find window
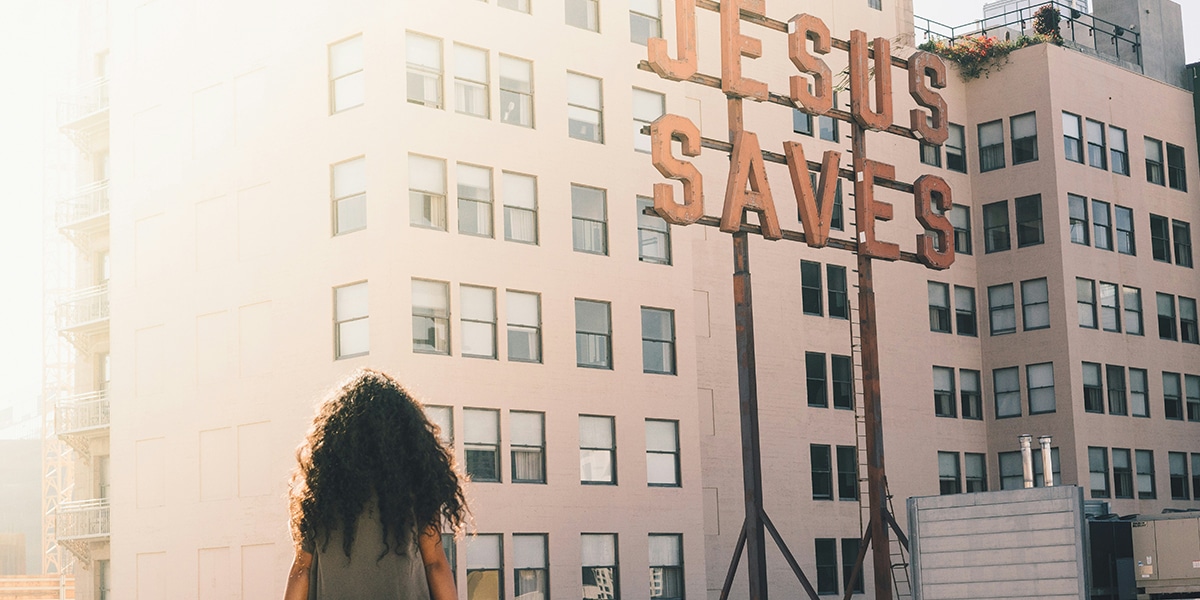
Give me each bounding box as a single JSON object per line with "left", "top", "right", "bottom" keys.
{"left": 513, "top": 534, "right": 548, "bottom": 600}
{"left": 867, "top": 0, "right": 881, "bottom": 9}
{"left": 1062, "top": 112, "right": 1082, "bottom": 163}
{"left": 511, "top": 411, "right": 546, "bottom": 483}
{"left": 1027, "top": 362, "right": 1055, "bottom": 414}
{"left": 637, "top": 197, "right": 671, "bottom": 264}
{"left": 994, "top": 367, "right": 1021, "bottom": 418}
{"left": 1104, "top": 125, "right": 1128, "bottom": 175}
{"left": 1092, "top": 200, "right": 1112, "bottom": 251}
{"left": 455, "top": 44, "right": 489, "bottom": 118}
{"left": 648, "top": 535, "right": 683, "bottom": 600}
{"left": 1077, "top": 278, "right": 1097, "bottom": 329}
{"left": 978, "top": 120, "right": 1005, "bottom": 172}
{"left": 1145, "top": 137, "right": 1164, "bottom": 185}
{"left": 840, "top": 538, "right": 864, "bottom": 594}
{"left": 329, "top": 35, "right": 364, "bottom": 113}
{"left": 806, "top": 352, "right": 827, "bottom": 408}
{"left": 1130, "top": 368, "right": 1149, "bottom": 417}
{"left": 576, "top": 299, "right": 612, "bottom": 369}
{"left": 630, "top": 0, "right": 662, "bottom": 45}
{"left": 461, "top": 285, "right": 497, "bottom": 359}
{"left": 1164, "top": 373, "right": 1183, "bottom": 421}
{"left": 801, "top": 261, "right": 823, "bottom": 316}
{"left": 1136, "top": 450, "right": 1156, "bottom": 499}
{"left": 1112, "top": 448, "right": 1133, "bottom": 499}
{"left": 1068, "top": 195, "right": 1089, "bottom": 245}
{"left": 1174, "top": 220, "right": 1193, "bottom": 267}
{"left": 1170, "top": 453, "right": 1191, "bottom": 500}
{"left": 504, "top": 172, "right": 538, "bottom": 244}
{"left": 961, "top": 369, "right": 982, "bottom": 420}
{"left": 815, "top": 538, "right": 838, "bottom": 594}
{"left": 1000, "top": 449, "right": 1061, "bottom": 489}
{"left": 1158, "top": 293, "right": 1177, "bottom": 341}
{"left": 1187, "top": 375, "right": 1200, "bottom": 422}
{"left": 965, "top": 453, "right": 987, "bottom": 492}
{"left": 954, "top": 286, "right": 977, "bottom": 337}
{"left": 827, "top": 265, "right": 848, "bottom": 319}
{"left": 406, "top": 33, "right": 442, "bottom": 108}
{"left": 1021, "top": 278, "right": 1049, "bottom": 331}
{"left": 499, "top": 55, "right": 534, "bottom": 127}
{"left": 457, "top": 164, "right": 494, "bottom": 237}
{"left": 507, "top": 290, "right": 542, "bottom": 363}
{"left": 831, "top": 355, "right": 853, "bottom": 410}
{"left": 98, "top": 560, "right": 111, "bottom": 600}
{"left": 427, "top": 405, "right": 453, "bottom": 445}
{"left": 1106, "top": 365, "right": 1127, "bottom": 415}
{"left": 1114, "top": 206, "right": 1135, "bottom": 255}
{"left": 568, "top": 72, "right": 604, "bottom": 142}
{"left": 983, "top": 201, "right": 1009, "bottom": 253}
{"left": 467, "top": 535, "right": 503, "bottom": 600}
{"left": 646, "top": 419, "right": 680, "bottom": 486}
{"left": 1167, "top": 143, "right": 1188, "bottom": 191}
{"left": 464, "top": 409, "right": 500, "bottom": 482}
{"left": 633, "top": 88, "right": 665, "bottom": 153}
{"left": 580, "top": 415, "right": 616, "bottom": 484}
{"left": 1014, "top": 194, "right": 1043, "bottom": 247}
{"left": 818, "top": 95, "right": 839, "bottom": 142}
{"left": 1150, "top": 215, "right": 1172, "bottom": 262}
{"left": 1011, "top": 113, "right": 1037, "bottom": 164}
{"left": 1089, "top": 447, "right": 1110, "bottom": 498}
{"left": 572, "top": 185, "right": 608, "bottom": 255}
{"left": 988, "top": 284, "right": 1016, "bottom": 335}
{"left": 334, "top": 282, "right": 369, "bottom": 358}
{"left": 641, "top": 307, "right": 676, "bottom": 375}
{"left": 1033, "top": 448, "right": 1062, "bottom": 487}
{"left": 946, "top": 124, "right": 967, "bottom": 173}
{"left": 811, "top": 444, "right": 832, "bottom": 500}
{"left": 331, "top": 157, "right": 366, "bottom": 235}
{"left": 928, "top": 282, "right": 951, "bottom": 333}
{"left": 413, "top": 279, "right": 450, "bottom": 354}
{"left": 831, "top": 181, "right": 844, "bottom": 231}
{"left": 933, "top": 366, "right": 956, "bottom": 417}
{"left": 1098, "top": 282, "right": 1120, "bottom": 333}
{"left": 1194, "top": 454, "right": 1200, "bottom": 499}
{"left": 500, "top": 0, "right": 531, "bottom": 12}
{"left": 581, "top": 534, "right": 618, "bottom": 600}
{"left": 920, "top": 141, "right": 941, "bottom": 167}
{"left": 1123, "top": 286, "right": 1144, "bottom": 335}
{"left": 1083, "top": 363, "right": 1104, "bottom": 413}
{"left": 793, "top": 109, "right": 813, "bottom": 136}
{"left": 567, "top": 0, "right": 601, "bottom": 31}
{"left": 1086, "top": 119, "right": 1107, "bottom": 169}
{"left": 950, "top": 205, "right": 971, "bottom": 254}
{"left": 410, "top": 154, "right": 448, "bottom": 230}
{"left": 938, "top": 451, "right": 962, "bottom": 495}
{"left": 836, "top": 445, "right": 858, "bottom": 500}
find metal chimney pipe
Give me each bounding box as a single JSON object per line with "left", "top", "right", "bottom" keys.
{"left": 1039, "top": 435, "right": 1054, "bottom": 487}
{"left": 1020, "top": 434, "right": 1035, "bottom": 488}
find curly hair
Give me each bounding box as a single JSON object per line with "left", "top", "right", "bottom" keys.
{"left": 288, "top": 369, "right": 467, "bottom": 559}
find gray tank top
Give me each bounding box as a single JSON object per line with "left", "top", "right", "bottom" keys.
{"left": 304, "top": 505, "right": 431, "bottom": 600}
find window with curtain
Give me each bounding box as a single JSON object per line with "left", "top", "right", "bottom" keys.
{"left": 457, "top": 163, "right": 494, "bottom": 237}
{"left": 582, "top": 534, "right": 619, "bottom": 600}
{"left": 993, "top": 367, "right": 1021, "bottom": 418}
{"left": 413, "top": 279, "right": 451, "bottom": 354}
{"left": 978, "top": 120, "right": 1005, "bottom": 172}
{"left": 454, "top": 44, "right": 489, "bottom": 118}
{"left": 1010, "top": 112, "right": 1037, "bottom": 164}
{"left": 648, "top": 534, "right": 683, "bottom": 600}
{"left": 406, "top": 32, "right": 443, "bottom": 108}
{"left": 464, "top": 408, "right": 500, "bottom": 482}
{"left": 513, "top": 534, "right": 548, "bottom": 600}
{"left": 580, "top": 415, "right": 616, "bottom": 484}
{"left": 511, "top": 411, "right": 545, "bottom": 483}
{"left": 503, "top": 171, "right": 538, "bottom": 244}
{"left": 507, "top": 290, "right": 542, "bottom": 363}
{"left": 409, "top": 154, "right": 448, "bottom": 230}
{"left": 332, "top": 157, "right": 366, "bottom": 235}
{"left": 499, "top": 55, "right": 534, "bottom": 127}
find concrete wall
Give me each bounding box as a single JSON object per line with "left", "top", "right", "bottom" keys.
{"left": 1093, "top": 0, "right": 1188, "bottom": 88}
{"left": 908, "top": 486, "right": 1089, "bottom": 600}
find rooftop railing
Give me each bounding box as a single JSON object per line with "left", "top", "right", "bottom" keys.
{"left": 56, "top": 180, "right": 110, "bottom": 230}
{"left": 57, "top": 78, "right": 109, "bottom": 130}
{"left": 915, "top": 1, "right": 1141, "bottom": 71}
{"left": 55, "top": 390, "right": 110, "bottom": 436}
{"left": 55, "top": 498, "right": 110, "bottom": 541}
{"left": 55, "top": 282, "right": 109, "bottom": 332}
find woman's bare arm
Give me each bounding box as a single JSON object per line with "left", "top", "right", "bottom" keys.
{"left": 419, "top": 526, "right": 458, "bottom": 600}
{"left": 282, "top": 550, "right": 312, "bottom": 600}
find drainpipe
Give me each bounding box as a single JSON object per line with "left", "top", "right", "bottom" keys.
{"left": 1039, "top": 435, "right": 1054, "bottom": 487}
{"left": 1019, "top": 434, "right": 1035, "bottom": 488}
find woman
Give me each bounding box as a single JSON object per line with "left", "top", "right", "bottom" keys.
{"left": 283, "top": 369, "right": 467, "bottom": 600}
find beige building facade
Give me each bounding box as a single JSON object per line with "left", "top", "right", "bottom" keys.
{"left": 45, "top": 0, "right": 1199, "bottom": 599}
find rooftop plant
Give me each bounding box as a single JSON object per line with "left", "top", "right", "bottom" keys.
{"left": 918, "top": 33, "right": 1053, "bottom": 80}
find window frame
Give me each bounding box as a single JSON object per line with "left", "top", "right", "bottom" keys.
{"left": 1123, "top": 286, "right": 1144, "bottom": 335}
{"left": 1089, "top": 447, "right": 1110, "bottom": 499}
{"left": 1077, "top": 278, "right": 1097, "bottom": 330}
{"left": 1145, "top": 137, "right": 1165, "bottom": 185}
{"left": 960, "top": 369, "right": 982, "bottom": 420}
{"left": 629, "top": 0, "right": 663, "bottom": 46}
{"left": 567, "top": 71, "right": 604, "bottom": 143}
{"left": 460, "top": 284, "right": 498, "bottom": 359}
{"left": 1026, "top": 362, "right": 1056, "bottom": 415}
{"left": 641, "top": 307, "right": 676, "bottom": 375}
{"left": 409, "top": 153, "right": 448, "bottom": 231}
{"left": 1014, "top": 194, "right": 1043, "bottom": 247}
{"left": 503, "top": 171, "right": 539, "bottom": 245}
{"left": 827, "top": 265, "right": 848, "bottom": 320}
{"left": 581, "top": 533, "right": 620, "bottom": 600}
{"left": 511, "top": 410, "right": 546, "bottom": 484}
{"left": 928, "top": 281, "right": 951, "bottom": 334}
{"left": 946, "top": 123, "right": 967, "bottom": 173}
{"left": 1173, "top": 220, "right": 1193, "bottom": 268}
{"left": 1114, "top": 205, "right": 1135, "bottom": 255}
{"left": 1092, "top": 199, "right": 1113, "bottom": 251}
{"left": 933, "top": 366, "right": 957, "bottom": 418}
{"left": 513, "top": 534, "right": 549, "bottom": 600}
{"left": 1085, "top": 118, "right": 1107, "bottom": 170}
{"left": 811, "top": 444, "right": 833, "bottom": 500}
{"left": 806, "top": 352, "right": 828, "bottom": 408}
{"left": 333, "top": 281, "right": 370, "bottom": 359}
{"left": 506, "top": 290, "right": 542, "bottom": 363}
{"left": 572, "top": 184, "right": 609, "bottom": 255}
{"left": 801, "top": 260, "right": 824, "bottom": 316}
{"left": 1020, "top": 278, "right": 1050, "bottom": 331}
{"left": 988, "top": 283, "right": 1016, "bottom": 336}
{"left": 938, "top": 451, "right": 962, "bottom": 495}
{"left": 1109, "top": 125, "right": 1129, "bottom": 175}
{"left": 1105, "top": 364, "right": 1127, "bottom": 416}
{"left": 406, "top": 32, "right": 444, "bottom": 109}
{"left": 982, "top": 201, "right": 1010, "bottom": 253}
{"left": 950, "top": 204, "right": 972, "bottom": 254}
{"left": 412, "top": 278, "right": 451, "bottom": 355}
{"left": 1136, "top": 449, "right": 1156, "bottom": 500}
{"left": 1010, "top": 112, "right": 1038, "bottom": 165}
{"left": 499, "top": 54, "right": 534, "bottom": 128}
{"left": 1083, "top": 362, "right": 1104, "bottom": 414}
{"left": 648, "top": 533, "right": 683, "bottom": 600}
{"left": 1166, "top": 142, "right": 1188, "bottom": 192}
{"left": 978, "top": 119, "right": 1005, "bottom": 172}
{"left": 1158, "top": 292, "right": 1178, "bottom": 341}
{"left": 464, "top": 408, "right": 501, "bottom": 483}
{"left": 457, "top": 162, "right": 495, "bottom": 238}
{"left": 637, "top": 196, "right": 671, "bottom": 265}
{"left": 576, "top": 298, "right": 613, "bottom": 369}
{"left": 453, "top": 43, "right": 490, "bottom": 119}
{"left": 993, "top": 366, "right": 1022, "bottom": 418}
{"left": 1062, "top": 112, "right": 1082, "bottom": 164}
{"left": 580, "top": 415, "right": 617, "bottom": 485}
{"left": 331, "top": 156, "right": 367, "bottom": 236}
{"left": 1164, "top": 372, "right": 1184, "bottom": 421}
{"left": 329, "top": 34, "right": 365, "bottom": 114}
{"left": 646, "top": 419, "right": 681, "bottom": 487}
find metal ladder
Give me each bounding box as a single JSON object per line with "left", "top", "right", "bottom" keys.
{"left": 887, "top": 493, "right": 913, "bottom": 599}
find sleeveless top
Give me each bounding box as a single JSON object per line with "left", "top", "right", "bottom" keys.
{"left": 302, "top": 504, "right": 431, "bottom": 600}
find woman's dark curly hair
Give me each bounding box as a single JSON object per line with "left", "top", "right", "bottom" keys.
{"left": 288, "top": 369, "right": 467, "bottom": 558}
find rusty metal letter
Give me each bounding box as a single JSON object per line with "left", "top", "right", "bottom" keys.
{"left": 721, "top": 130, "right": 782, "bottom": 240}
{"left": 784, "top": 142, "right": 841, "bottom": 247}
{"left": 648, "top": 0, "right": 698, "bottom": 81}
{"left": 855, "top": 158, "right": 901, "bottom": 260}
{"left": 720, "top": 0, "right": 769, "bottom": 102}
{"left": 908, "top": 52, "right": 949, "bottom": 145}
{"left": 651, "top": 114, "right": 705, "bottom": 225}
{"left": 788, "top": 14, "right": 833, "bottom": 115}
{"left": 914, "top": 174, "right": 954, "bottom": 270}
{"left": 849, "top": 31, "right": 893, "bottom": 131}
